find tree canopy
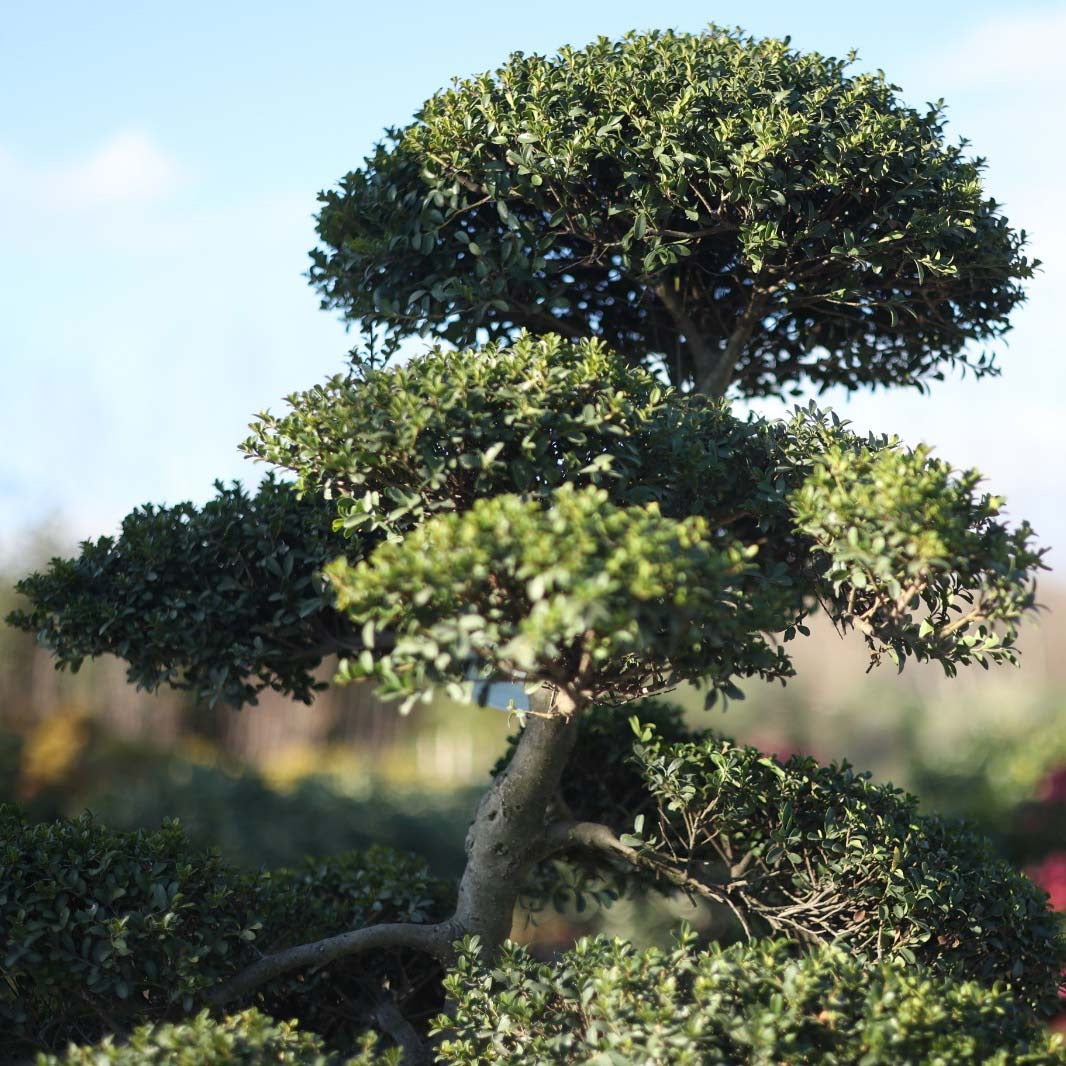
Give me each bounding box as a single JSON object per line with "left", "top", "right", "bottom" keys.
{"left": 13, "top": 337, "right": 1042, "bottom": 711}
{"left": 311, "top": 28, "right": 1032, "bottom": 396}
{"left": 5, "top": 23, "right": 1060, "bottom": 1066}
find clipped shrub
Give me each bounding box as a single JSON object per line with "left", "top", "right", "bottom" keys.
{"left": 504, "top": 706, "right": 1065, "bottom": 1013}
{"left": 35, "top": 1008, "right": 398, "bottom": 1065}
{"left": 329, "top": 482, "right": 798, "bottom": 710}
{"left": 311, "top": 29, "right": 1031, "bottom": 397}
{"left": 435, "top": 935, "right": 1066, "bottom": 1065}
{"left": 7, "top": 476, "right": 353, "bottom": 707}
{"left": 628, "top": 724, "right": 1066, "bottom": 1013}
{"left": 1, "top": 808, "right": 454, "bottom": 1056}
{"left": 0, "top": 806, "right": 259, "bottom": 1055}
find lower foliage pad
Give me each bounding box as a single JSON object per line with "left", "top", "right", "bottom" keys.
{"left": 435, "top": 935, "right": 1066, "bottom": 1064}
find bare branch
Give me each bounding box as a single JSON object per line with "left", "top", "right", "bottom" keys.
{"left": 654, "top": 281, "right": 716, "bottom": 381}
{"left": 209, "top": 921, "right": 454, "bottom": 1007}
{"left": 539, "top": 819, "right": 735, "bottom": 902}
{"left": 373, "top": 997, "right": 433, "bottom": 1066}
{"left": 697, "top": 295, "right": 765, "bottom": 398}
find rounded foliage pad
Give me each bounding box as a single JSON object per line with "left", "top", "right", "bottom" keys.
{"left": 312, "top": 28, "right": 1032, "bottom": 396}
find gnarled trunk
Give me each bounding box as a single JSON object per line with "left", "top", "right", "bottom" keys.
{"left": 451, "top": 688, "right": 580, "bottom": 950}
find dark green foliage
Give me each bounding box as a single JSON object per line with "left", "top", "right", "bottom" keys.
{"left": 7, "top": 478, "right": 356, "bottom": 707}
{"left": 250, "top": 336, "right": 1041, "bottom": 707}
{"left": 243, "top": 333, "right": 667, "bottom": 535}
{"left": 506, "top": 701, "right": 699, "bottom": 911}
{"left": 627, "top": 724, "right": 1066, "bottom": 1012}
{"left": 251, "top": 848, "right": 453, "bottom": 1049}
{"left": 328, "top": 484, "right": 798, "bottom": 709}
{"left": 311, "top": 28, "right": 1032, "bottom": 395}
{"left": 35, "top": 1008, "right": 398, "bottom": 1065}
{"left": 435, "top": 935, "right": 1065, "bottom": 1064}
{"left": 0, "top": 807, "right": 259, "bottom": 1054}
{"left": 1, "top": 809, "right": 454, "bottom": 1056}
{"left": 14, "top": 339, "right": 1042, "bottom": 710}
{"left": 500, "top": 706, "right": 1066, "bottom": 1011}
{"left": 245, "top": 333, "right": 815, "bottom": 609}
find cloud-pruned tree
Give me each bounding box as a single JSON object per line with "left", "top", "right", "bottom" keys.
{"left": 7, "top": 25, "right": 1061, "bottom": 1066}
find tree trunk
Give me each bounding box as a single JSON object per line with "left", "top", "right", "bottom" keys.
{"left": 450, "top": 687, "right": 580, "bottom": 950}
{"left": 210, "top": 686, "right": 582, "bottom": 1015}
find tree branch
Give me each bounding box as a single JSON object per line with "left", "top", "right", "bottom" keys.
{"left": 505, "top": 300, "right": 589, "bottom": 341}
{"left": 452, "top": 690, "right": 581, "bottom": 947}
{"left": 539, "top": 819, "right": 735, "bottom": 901}
{"left": 208, "top": 921, "right": 454, "bottom": 1007}
{"left": 373, "top": 996, "right": 433, "bottom": 1066}
{"left": 654, "top": 281, "right": 716, "bottom": 383}
{"left": 696, "top": 296, "right": 765, "bottom": 398}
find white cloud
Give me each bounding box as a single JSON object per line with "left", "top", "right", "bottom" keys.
{"left": 50, "top": 131, "right": 182, "bottom": 207}
{"left": 0, "top": 130, "right": 184, "bottom": 226}
{"left": 937, "top": 6, "right": 1066, "bottom": 88}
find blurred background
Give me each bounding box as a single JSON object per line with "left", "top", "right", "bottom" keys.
{"left": 1, "top": 0, "right": 1063, "bottom": 1013}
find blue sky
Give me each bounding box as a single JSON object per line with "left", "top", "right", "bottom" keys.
{"left": 2, "top": 1, "right": 1064, "bottom": 569}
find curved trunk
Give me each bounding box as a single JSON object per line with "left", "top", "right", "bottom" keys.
{"left": 450, "top": 687, "right": 580, "bottom": 950}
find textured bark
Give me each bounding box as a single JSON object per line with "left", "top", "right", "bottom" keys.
{"left": 210, "top": 686, "right": 582, "bottom": 1011}
{"left": 207, "top": 921, "right": 453, "bottom": 1006}
{"left": 695, "top": 297, "right": 764, "bottom": 398}
{"left": 451, "top": 688, "right": 580, "bottom": 950}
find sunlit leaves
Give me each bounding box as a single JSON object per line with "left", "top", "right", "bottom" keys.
{"left": 242, "top": 334, "right": 665, "bottom": 537}
{"left": 327, "top": 484, "right": 795, "bottom": 709}
{"left": 11, "top": 339, "right": 1045, "bottom": 708}
{"left": 311, "top": 27, "right": 1032, "bottom": 396}
{"left": 790, "top": 436, "right": 1045, "bottom": 672}
{"left": 436, "top": 936, "right": 1066, "bottom": 1064}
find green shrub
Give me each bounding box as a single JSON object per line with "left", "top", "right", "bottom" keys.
{"left": 310, "top": 29, "right": 1030, "bottom": 397}
{"left": 0, "top": 807, "right": 259, "bottom": 1054}
{"left": 505, "top": 706, "right": 1065, "bottom": 1013}
{"left": 35, "top": 1008, "right": 398, "bottom": 1065}
{"left": 629, "top": 724, "right": 1066, "bottom": 1012}
{"left": 7, "top": 477, "right": 352, "bottom": 707}
{"left": 1, "top": 808, "right": 454, "bottom": 1056}
{"left": 435, "top": 935, "right": 1066, "bottom": 1064}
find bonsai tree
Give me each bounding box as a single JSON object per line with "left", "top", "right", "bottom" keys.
{"left": 6, "top": 26, "right": 1063, "bottom": 1065}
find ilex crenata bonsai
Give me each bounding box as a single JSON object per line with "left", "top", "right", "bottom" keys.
{"left": 7, "top": 26, "right": 1062, "bottom": 1066}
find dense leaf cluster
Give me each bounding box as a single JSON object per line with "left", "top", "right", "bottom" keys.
{"left": 436, "top": 935, "right": 1065, "bottom": 1064}
{"left": 311, "top": 28, "right": 1031, "bottom": 395}
{"left": 7, "top": 478, "right": 358, "bottom": 706}
{"left": 328, "top": 484, "right": 796, "bottom": 708}
{"left": 247, "top": 338, "right": 1040, "bottom": 706}
{"left": 1, "top": 808, "right": 258, "bottom": 1053}
{"left": 628, "top": 723, "right": 1065, "bottom": 1012}
{"left": 12, "top": 338, "right": 1042, "bottom": 710}
{"left": 36, "top": 1009, "right": 396, "bottom": 1066}
{"left": 243, "top": 334, "right": 666, "bottom": 533}
{"left": 0, "top": 810, "right": 453, "bottom": 1056}
{"left": 506, "top": 706, "right": 1065, "bottom": 1012}
{"left": 791, "top": 442, "right": 1042, "bottom": 671}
